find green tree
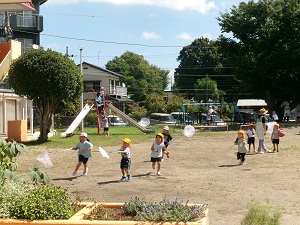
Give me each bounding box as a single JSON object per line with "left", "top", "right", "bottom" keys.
{"left": 174, "top": 37, "right": 236, "bottom": 102}
{"left": 106, "top": 51, "right": 169, "bottom": 102}
{"left": 194, "top": 77, "right": 220, "bottom": 102}
{"left": 144, "top": 93, "right": 166, "bottom": 114}
{"left": 217, "top": 0, "right": 300, "bottom": 113}
{"left": 8, "top": 49, "right": 83, "bottom": 142}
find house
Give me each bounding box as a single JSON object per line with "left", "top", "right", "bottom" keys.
{"left": 0, "top": 0, "right": 47, "bottom": 135}
{"left": 81, "top": 62, "right": 133, "bottom": 113}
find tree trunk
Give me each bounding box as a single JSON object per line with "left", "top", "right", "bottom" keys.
{"left": 37, "top": 100, "right": 54, "bottom": 142}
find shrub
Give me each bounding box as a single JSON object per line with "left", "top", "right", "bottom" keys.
{"left": 123, "top": 196, "right": 207, "bottom": 222}
{"left": 0, "top": 180, "right": 29, "bottom": 218}
{"left": 10, "top": 185, "right": 75, "bottom": 220}
{"left": 241, "top": 202, "right": 283, "bottom": 225}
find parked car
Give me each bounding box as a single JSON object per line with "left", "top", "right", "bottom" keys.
{"left": 200, "top": 113, "right": 227, "bottom": 126}
{"left": 234, "top": 111, "right": 258, "bottom": 124}
{"left": 149, "top": 113, "right": 176, "bottom": 125}
{"left": 171, "top": 112, "right": 193, "bottom": 124}
{"left": 107, "top": 115, "right": 128, "bottom": 126}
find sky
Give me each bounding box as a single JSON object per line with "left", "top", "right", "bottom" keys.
{"left": 40, "top": 0, "right": 244, "bottom": 89}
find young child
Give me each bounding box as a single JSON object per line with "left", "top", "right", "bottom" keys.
{"left": 271, "top": 123, "right": 280, "bottom": 152}
{"left": 162, "top": 126, "right": 172, "bottom": 158}
{"left": 118, "top": 138, "right": 132, "bottom": 181}
{"left": 246, "top": 124, "right": 256, "bottom": 153}
{"left": 103, "top": 116, "right": 109, "bottom": 136}
{"left": 71, "top": 132, "right": 93, "bottom": 176}
{"left": 151, "top": 133, "right": 166, "bottom": 176}
{"left": 234, "top": 130, "right": 248, "bottom": 165}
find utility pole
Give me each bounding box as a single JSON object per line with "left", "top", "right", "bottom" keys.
{"left": 79, "top": 46, "right": 84, "bottom": 132}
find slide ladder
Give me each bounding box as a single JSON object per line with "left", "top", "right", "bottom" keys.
{"left": 106, "top": 103, "right": 154, "bottom": 134}
{"left": 60, "top": 103, "right": 94, "bottom": 137}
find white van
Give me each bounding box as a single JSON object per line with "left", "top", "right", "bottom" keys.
{"left": 149, "top": 113, "right": 176, "bottom": 125}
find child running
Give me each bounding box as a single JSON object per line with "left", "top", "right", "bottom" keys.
{"left": 234, "top": 130, "right": 248, "bottom": 165}
{"left": 246, "top": 124, "right": 256, "bottom": 153}
{"left": 271, "top": 123, "right": 280, "bottom": 152}
{"left": 103, "top": 116, "right": 109, "bottom": 136}
{"left": 151, "top": 133, "right": 166, "bottom": 176}
{"left": 71, "top": 132, "right": 93, "bottom": 176}
{"left": 162, "top": 126, "right": 172, "bottom": 159}
{"left": 118, "top": 138, "right": 132, "bottom": 181}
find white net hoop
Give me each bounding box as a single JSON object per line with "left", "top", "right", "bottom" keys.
{"left": 36, "top": 152, "right": 53, "bottom": 168}
{"left": 183, "top": 125, "right": 195, "bottom": 137}
{"left": 138, "top": 118, "right": 150, "bottom": 127}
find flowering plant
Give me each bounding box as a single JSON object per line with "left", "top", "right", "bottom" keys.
{"left": 123, "top": 196, "right": 207, "bottom": 222}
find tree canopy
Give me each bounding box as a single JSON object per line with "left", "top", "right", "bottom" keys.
{"left": 105, "top": 51, "right": 169, "bottom": 102}
{"left": 174, "top": 37, "right": 238, "bottom": 102}
{"left": 217, "top": 0, "right": 300, "bottom": 111}
{"left": 8, "top": 49, "right": 83, "bottom": 141}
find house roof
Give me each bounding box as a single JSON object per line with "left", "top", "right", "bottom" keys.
{"left": 237, "top": 99, "right": 267, "bottom": 107}
{"left": 108, "top": 95, "right": 134, "bottom": 103}
{"left": 0, "top": 0, "right": 35, "bottom": 11}
{"left": 81, "top": 62, "right": 124, "bottom": 79}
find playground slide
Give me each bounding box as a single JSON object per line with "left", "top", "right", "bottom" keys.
{"left": 106, "top": 103, "right": 154, "bottom": 134}
{"left": 60, "top": 104, "right": 94, "bottom": 137}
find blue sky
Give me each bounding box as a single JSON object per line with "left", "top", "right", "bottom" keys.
{"left": 40, "top": 0, "right": 244, "bottom": 88}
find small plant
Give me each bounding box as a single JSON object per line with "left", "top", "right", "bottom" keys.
{"left": 10, "top": 185, "right": 77, "bottom": 220}
{"left": 241, "top": 202, "right": 283, "bottom": 225}
{"left": 123, "top": 196, "right": 207, "bottom": 222}
{"left": 0, "top": 139, "right": 27, "bottom": 185}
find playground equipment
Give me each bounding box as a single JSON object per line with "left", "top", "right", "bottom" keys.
{"left": 60, "top": 89, "right": 154, "bottom": 137}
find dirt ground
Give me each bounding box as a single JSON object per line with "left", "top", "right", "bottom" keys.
{"left": 16, "top": 125, "right": 300, "bottom": 225}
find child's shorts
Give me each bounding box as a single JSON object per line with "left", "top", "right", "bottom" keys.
{"left": 151, "top": 157, "right": 162, "bottom": 162}
{"left": 78, "top": 155, "right": 89, "bottom": 164}
{"left": 272, "top": 139, "right": 279, "bottom": 144}
{"left": 120, "top": 158, "right": 131, "bottom": 169}
{"left": 247, "top": 137, "right": 255, "bottom": 145}
{"left": 104, "top": 127, "right": 109, "bottom": 131}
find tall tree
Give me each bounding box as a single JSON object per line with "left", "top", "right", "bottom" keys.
{"left": 174, "top": 37, "right": 237, "bottom": 102}
{"left": 194, "top": 77, "right": 220, "bottom": 102}
{"left": 8, "top": 49, "right": 82, "bottom": 142}
{"left": 105, "top": 51, "right": 169, "bottom": 102}
{"left": 217, "top": 0, "right": 300, "bottom": 113}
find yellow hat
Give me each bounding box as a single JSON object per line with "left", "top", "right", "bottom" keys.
{"left": 237, "top": 130, "right": 246, "bottom": 137}
{"left": 156, "top": 133, "right": 164, "bottom": 138}
{"left": 259, "top": 108, "right": 268, "bottom": 115}
{"left": 123, "top": 138, "right": 131, "bottom": 144}
{"left": 274, "top": 123, "right": 280, "bottom": 127}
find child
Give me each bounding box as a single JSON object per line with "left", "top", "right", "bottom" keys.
{"left": 103, "top": 116, "right": 109, "bottom": 136}
{"left": 162, "top": 126, "right": 172, "bottom": 158}
{"left": 151, "top": 133, "right": 166, "bottom": 176}
{"left": 71, "top": 132, "right": 93, "bottom": 176}
{"left": 234, "top": 130, "right": 248, "bottom": 165}
{"left": 271, "top": 123, "right": 280, "bottom": 152}
{"left": 246, "top": 124, "right": 256, "bottom": 153}
{"left": 118, "top": 138, "right": 132, "bottom": 181}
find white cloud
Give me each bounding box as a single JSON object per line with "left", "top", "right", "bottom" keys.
{"left": 46, "top": 0, "right": 216, "bottom": 14}
{"left": 141, "top": 32, "right": 161, "bottom": 40}
{"left": 176, "top": 32, "right": 193, "bottom": 41}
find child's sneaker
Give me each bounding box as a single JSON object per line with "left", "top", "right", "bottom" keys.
{"left": 157, "top": 171, "right": 162, "bottom": 176}
{"left": 241, "top": 161, "right": 246, "bottom": 165}
{"left": 127, "top": 174, "right": 132, "bottom": 180}
{"left": 83, "top": 168, "right": 88, "bottom": 176}
{"left": 72, "top": 171, "right": 77, "bottom": 176}
{"left": 165, "top": 151, "right": 170, "bottom": 158}
{"left": 121, "top": 176, "right": 127, "bottom": 181}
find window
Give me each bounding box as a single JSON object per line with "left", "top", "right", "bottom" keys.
{"left": 17, "top": 38, "right": 33, "bottom": 52}
{"left": 17, "top": 11, "right": 35, "bottom": 27}
{"left": 84, "top": 81, "right": 100, "bottom": 92}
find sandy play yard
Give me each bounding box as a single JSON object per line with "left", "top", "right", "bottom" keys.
{"left": 15, "top": 125, "right": 300, "bottom": 225}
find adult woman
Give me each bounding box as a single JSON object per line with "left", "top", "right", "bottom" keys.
{"left": 256, "top": 108, "right": 270, "bottom": 154}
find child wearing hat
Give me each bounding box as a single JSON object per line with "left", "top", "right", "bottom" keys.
{"left": 71, "top": 132, "right": 93, "bottom": 176}
{"left": 151, "top": 133, "right": 166, "bottom": 176}
{"left": 118, "top": 138, "right": 132, "bottom": 181}
{"left": 234, "top": 130, "right": 248, "bottom": 165}
{"left": 271, "top": 123, "right": 281, "bottom": 152}
{"left": 246, "top": 124, "right": 256, "bottom": 153}
{"left": 162, "top": 126, "right": 172, "bottom": 159}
